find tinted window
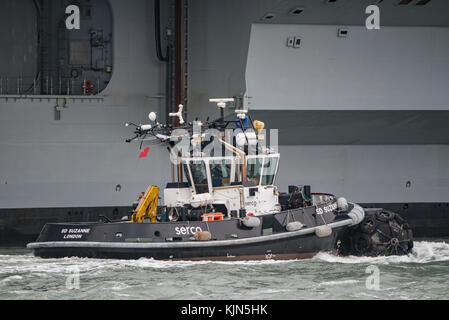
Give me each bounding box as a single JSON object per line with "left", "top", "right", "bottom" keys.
{"left": 247, "top": 157, "right": 263, "bottom": 185}
{"left": 261, "top": 157, "right": 278, "bottom": 186}
{"left": 183, "top": 163, "right": 192, "bottom": 186}
{"left": 189, "top": 161, "right": 209, "bottom": 194}
{"left": 210, "top": 159, "right": 232, "bottom": 187}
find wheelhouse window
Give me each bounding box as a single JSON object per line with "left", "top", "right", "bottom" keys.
{"left": 189, "top": 160, "right": 209, "bottom": 194}
{"left": 246, "top": 157, "right": 263, "bottom": 185}
{"left": 210, "top": 159, "right": 232, "bottom": 188}
{"left": 234, "top": 159, "right": 243, "bottom": 182}
{"left": 261, "top": 156, "right": 279, "bottom": 186}
{"left": 183, "top": 163, "right": 192, "bottom": 186}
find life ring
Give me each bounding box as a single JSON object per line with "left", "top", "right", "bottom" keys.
{"left": 82, "top": 80, "right": 94, "bottom": 93}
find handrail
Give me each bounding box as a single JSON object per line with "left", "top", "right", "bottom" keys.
{"left": 219, "top": 139, "right": 247, "bottom": 182}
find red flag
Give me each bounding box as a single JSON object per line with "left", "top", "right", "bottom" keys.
{"left": 139, "top": 146, "right": 150, "bottom": 159}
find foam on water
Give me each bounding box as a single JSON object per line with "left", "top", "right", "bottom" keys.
{"left": 0, "top": 254, "right": 296, "bottom": 277}
{"left": 314, "top": 241, "right": 449, "bottom": 265}
{"left": 318, "top": 279, "right": 360, "bottom": 287}
{"left": 1, "top": 241, "right": 448, "bottom": 276}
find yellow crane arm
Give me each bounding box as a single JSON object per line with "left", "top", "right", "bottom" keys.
{"left": 131, "top": 186, "right": 160, "bottom": 223}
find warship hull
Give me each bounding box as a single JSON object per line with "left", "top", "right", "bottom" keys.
{"left": 1, "top": 0, "right": 448, "bottom": 248}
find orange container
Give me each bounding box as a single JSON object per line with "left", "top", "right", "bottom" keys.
{"left": 202, "top": 213, "right": 224, "bottom": 222}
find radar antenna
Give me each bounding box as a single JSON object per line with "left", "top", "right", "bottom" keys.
{"left": 209, "top": 98, "right": 235, "bottom": 121}
{"left": 169, "top": 104, "right": 185, "bottom": 125}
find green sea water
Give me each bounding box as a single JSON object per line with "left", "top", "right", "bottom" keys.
{"left": 0, "top": 240, "right": 448, "bottom": 300}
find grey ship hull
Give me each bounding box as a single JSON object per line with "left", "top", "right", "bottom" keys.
{"left": 1, "top": 0, "right": 449, "bottom": 247}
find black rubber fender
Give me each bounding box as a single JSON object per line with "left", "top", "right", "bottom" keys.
{"left": 359, "top": 216, "right": 378, "bottom": 234}
{"left": 339, "top": 209, "right": 413, "bottom": 257}
{"left": 375, "top": 210, "right": 396, "bottom": 222}
{"left": 352, "top": 232, "right": 372, "bottom": 255}
{"left": 407, "top": 229, "right": 414, "bottom": 251}
{"left": 394, "top": 213, "right": 405, "bottom": 225}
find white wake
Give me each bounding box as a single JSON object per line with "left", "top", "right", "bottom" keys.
{"left": 313, "top": 241, "right": 449, "bottom": 265}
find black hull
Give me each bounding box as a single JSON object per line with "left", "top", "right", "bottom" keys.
{"left": 27, "top": 202, "right": 414, "bottom": 260}
{"left": 27, "top": 201, "right": 359, "bottom": 260}
{"left": 31, "top": 228, "right": 345, "bottom": 261}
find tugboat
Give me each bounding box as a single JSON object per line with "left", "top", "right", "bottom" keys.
{"left": 27, "top": 99, "right": 413, "bottom": 260}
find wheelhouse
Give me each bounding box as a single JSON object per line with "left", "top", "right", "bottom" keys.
{"left": 183, "top": 154, "right": 280, "bottom": 195}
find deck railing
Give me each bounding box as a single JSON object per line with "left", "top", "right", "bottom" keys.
{"left": 0, "top": 76, "right": 105, "bottom": 96}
